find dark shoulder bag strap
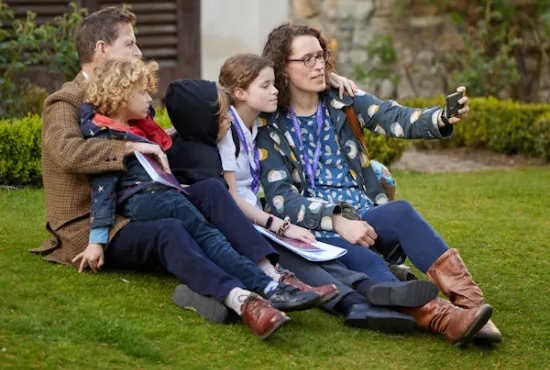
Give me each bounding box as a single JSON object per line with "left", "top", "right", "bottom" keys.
{"left": 343, "top": 105, "right": 370, "bottom": 161}
{"left": 344, "top": 106, "right": 398, "bottom": 202}
{"left": 230, "top": 124, "right": 241, "bottom": 158}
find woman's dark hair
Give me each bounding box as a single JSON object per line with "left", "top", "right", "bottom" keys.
{"left": 262, "top": 23, "right": 335, "bottom": 112}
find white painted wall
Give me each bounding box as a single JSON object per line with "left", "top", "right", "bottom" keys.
{"left": 201, "top": 0, "right": 290, "bottom": 81}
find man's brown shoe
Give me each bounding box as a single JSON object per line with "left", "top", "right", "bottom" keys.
{"left": 403, "top": 297, "right": 493, "bottom": 348}
{"left": 280, "top": 269, "right": 339, "bottom": 304}
{"left": 241, "top": 294, "right": 290, "bottom": 340}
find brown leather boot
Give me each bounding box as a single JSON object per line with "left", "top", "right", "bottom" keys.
{"left": 403, "top": 297, "right": 493, "bottom": 348}
{"left": 427, "top": 249, "right": 502, "bottom": 344}
{"left": 279, "top": 269, "right": 339, "bottom": 304}
{"left": 241, "top": 294, "right": 290, "bottom": 340}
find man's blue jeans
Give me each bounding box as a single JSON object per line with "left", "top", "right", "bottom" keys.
{"left": 122, "top": 187, "right": 273, "bottom": 295}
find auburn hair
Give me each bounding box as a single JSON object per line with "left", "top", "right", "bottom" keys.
{"left": 218, "top": 53, "right": 273, "bottom": 104}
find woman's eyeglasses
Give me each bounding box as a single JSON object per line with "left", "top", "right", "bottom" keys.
{"left": 288, "top": 51, "right": 330, "bottom": 67}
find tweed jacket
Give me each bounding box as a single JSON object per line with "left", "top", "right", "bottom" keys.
{"left": 257, "top": 89, "right": 452, "bottom": 234}
{"left": 30, "top": 72, "right": 130, "bottom": 267}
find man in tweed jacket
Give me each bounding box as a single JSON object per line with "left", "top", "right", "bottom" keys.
{"left": 30, "top": 6, "right": 264, "bottom": 324}
{"left": 33, "top": 8, "right": 165, "bottom": 268}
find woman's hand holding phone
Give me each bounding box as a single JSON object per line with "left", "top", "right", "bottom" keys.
{"left": 438, "top": 86, "right": 470, "bottom": 127}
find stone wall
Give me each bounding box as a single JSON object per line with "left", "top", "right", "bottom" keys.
{"left": 201, "top": 0, "right": 289, "bottom": 81}
{"left": 290, "top": 0, "right": 550, "bottom": 102}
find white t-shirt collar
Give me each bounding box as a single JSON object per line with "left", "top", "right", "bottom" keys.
{"left": 229, "top": 105, "right": 259, "bottom": 142}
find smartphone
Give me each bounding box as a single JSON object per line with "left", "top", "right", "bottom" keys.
{"left": 445, "top": 91, "right": 464, "bottom": 118}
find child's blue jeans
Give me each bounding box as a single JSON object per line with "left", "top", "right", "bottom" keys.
{"left": 122, "top": 188, "right": 273, "bottom": 294}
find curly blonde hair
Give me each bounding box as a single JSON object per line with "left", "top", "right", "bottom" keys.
{"left": 84, "top": 59, "right": 158, "bottom": 117}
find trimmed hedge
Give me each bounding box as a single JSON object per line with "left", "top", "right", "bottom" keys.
{"left": 0, "top": 108, "right": 410, "bottom": 187}
{"left": 0, "top": 114, "right": 42, "bottom": 186}
{"left": 4, "top": 97, "right": 548, "bottom": 187}
{"left": 401, "top": 96, "right": 550, "bottom": 159}
{"left": 364, "top": 130, "right": 408, "bottom": 166}
{"left": 0, "top": 108, "right": 173, "bottom": 187}
{"left": 533, "top": 113, "right": 550, "bottom": 161}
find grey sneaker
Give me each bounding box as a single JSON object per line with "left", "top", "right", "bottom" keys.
{"left": 172, "top": 284, "right": 228, "bottom": 324}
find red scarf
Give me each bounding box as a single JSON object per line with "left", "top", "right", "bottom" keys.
{"left": 93, "top": 114, "right": 172, "bottom": 151}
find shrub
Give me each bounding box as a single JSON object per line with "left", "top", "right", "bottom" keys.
{"left": 3, "top": 98, "right": 546, "bottom": 187}
{"left": 364, "top": 130, "right": 408, "bottom": 167}
{"left": 42, "top": 3, "right": 87, "bottom": 81}
{"left": 0, "top": 2, "right": 85, "bottom": 119}
{"left": 0, "top": 108, "right": 175, "bottom": 187}
{"left": 0, "top": 5, "right": 48, "bottom": 118}
{"left": 23, "top": 84, "right": 49, "bottom": 116}
{"left": 0, "top": 114, "right": 42, "bottom": 186}
{"left": 400, "top": 96, "right": 550, "bottom": 161}
{"left": 154, "top": 107, "right": 172, "bottom": 129}
{"left": 386, "top": 1, "right": 550, "bottom": 102}
{"left": 532, "top": 113, "right": 550, "bottom": 161}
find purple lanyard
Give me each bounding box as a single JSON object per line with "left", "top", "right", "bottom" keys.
{"left": 290, "top": 102, "right": 324, "bottom": 190}
{"left": 228, "top": 108, "right": 260, "bottom": 195}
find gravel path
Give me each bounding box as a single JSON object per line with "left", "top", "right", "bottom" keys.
{"left": 392, "top": 146, "right": 547, "bottom": 173}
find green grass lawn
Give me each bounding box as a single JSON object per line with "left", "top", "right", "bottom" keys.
{"left": 1, "top": 168, "right": 550, "bottom": 369}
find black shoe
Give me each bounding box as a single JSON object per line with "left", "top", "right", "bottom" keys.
{"left": 366, "top": 280, "right": 439, "bottom": 308}
{"left": 343, "top": 303, "right": 417, "bottom": 333}
{"left": 389, "top": 263, "right": 418, "bottom": 281}
{"left": 266, "top": 282, "right": 321, "bottom": 312}
{"left": 173, "top": 284, "right": 228, "bottom": 324}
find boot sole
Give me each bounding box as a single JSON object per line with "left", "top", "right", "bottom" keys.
{"left": 367, "top": 280, "right": 439, "bottom": 308}
{"left": 271, "top": 294, "right": 322, "bottom": 312}
{"left": 473, "top": 333, "right": 503, "bottom": 345}
{"left": 345, "top": 315, "right": 417, "bottom": 333}
{"left": 173, "top": 284, "right": 228, "bottom": 324}
{"left": 452, "top": 305, "right": 493, "bottom": 349}
{"left": 255, "top": 316, "right": 291, "bottom": 340}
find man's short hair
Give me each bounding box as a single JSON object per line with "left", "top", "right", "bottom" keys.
{"left": 75, "top": 6, "right": 136, "bottom": 65}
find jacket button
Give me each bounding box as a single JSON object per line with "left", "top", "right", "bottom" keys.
{"left": 344, "top": 147, "right": 351, "bottom": 154}
{"left": 110, "top": 156, "right": 117, "bottom": 161}
{"left": 105, "top": 158, "right": 111, "bottom": 162}
{"left": 307, "top": 219, "right": 315, "bottom": 227}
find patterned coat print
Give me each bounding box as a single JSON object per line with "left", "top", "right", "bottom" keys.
{"left": 257, "top": 89, "right": 452, "bottom": 238}
{"left": 30, "top": 73, "right": 130, "bottom": 267}
{"left": 281, "top": 111, "right": 374, "bottom": 239}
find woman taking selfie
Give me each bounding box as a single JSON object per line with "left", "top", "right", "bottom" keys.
{"left": 256, "top": 22, "right": 501, "bottom": 348}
